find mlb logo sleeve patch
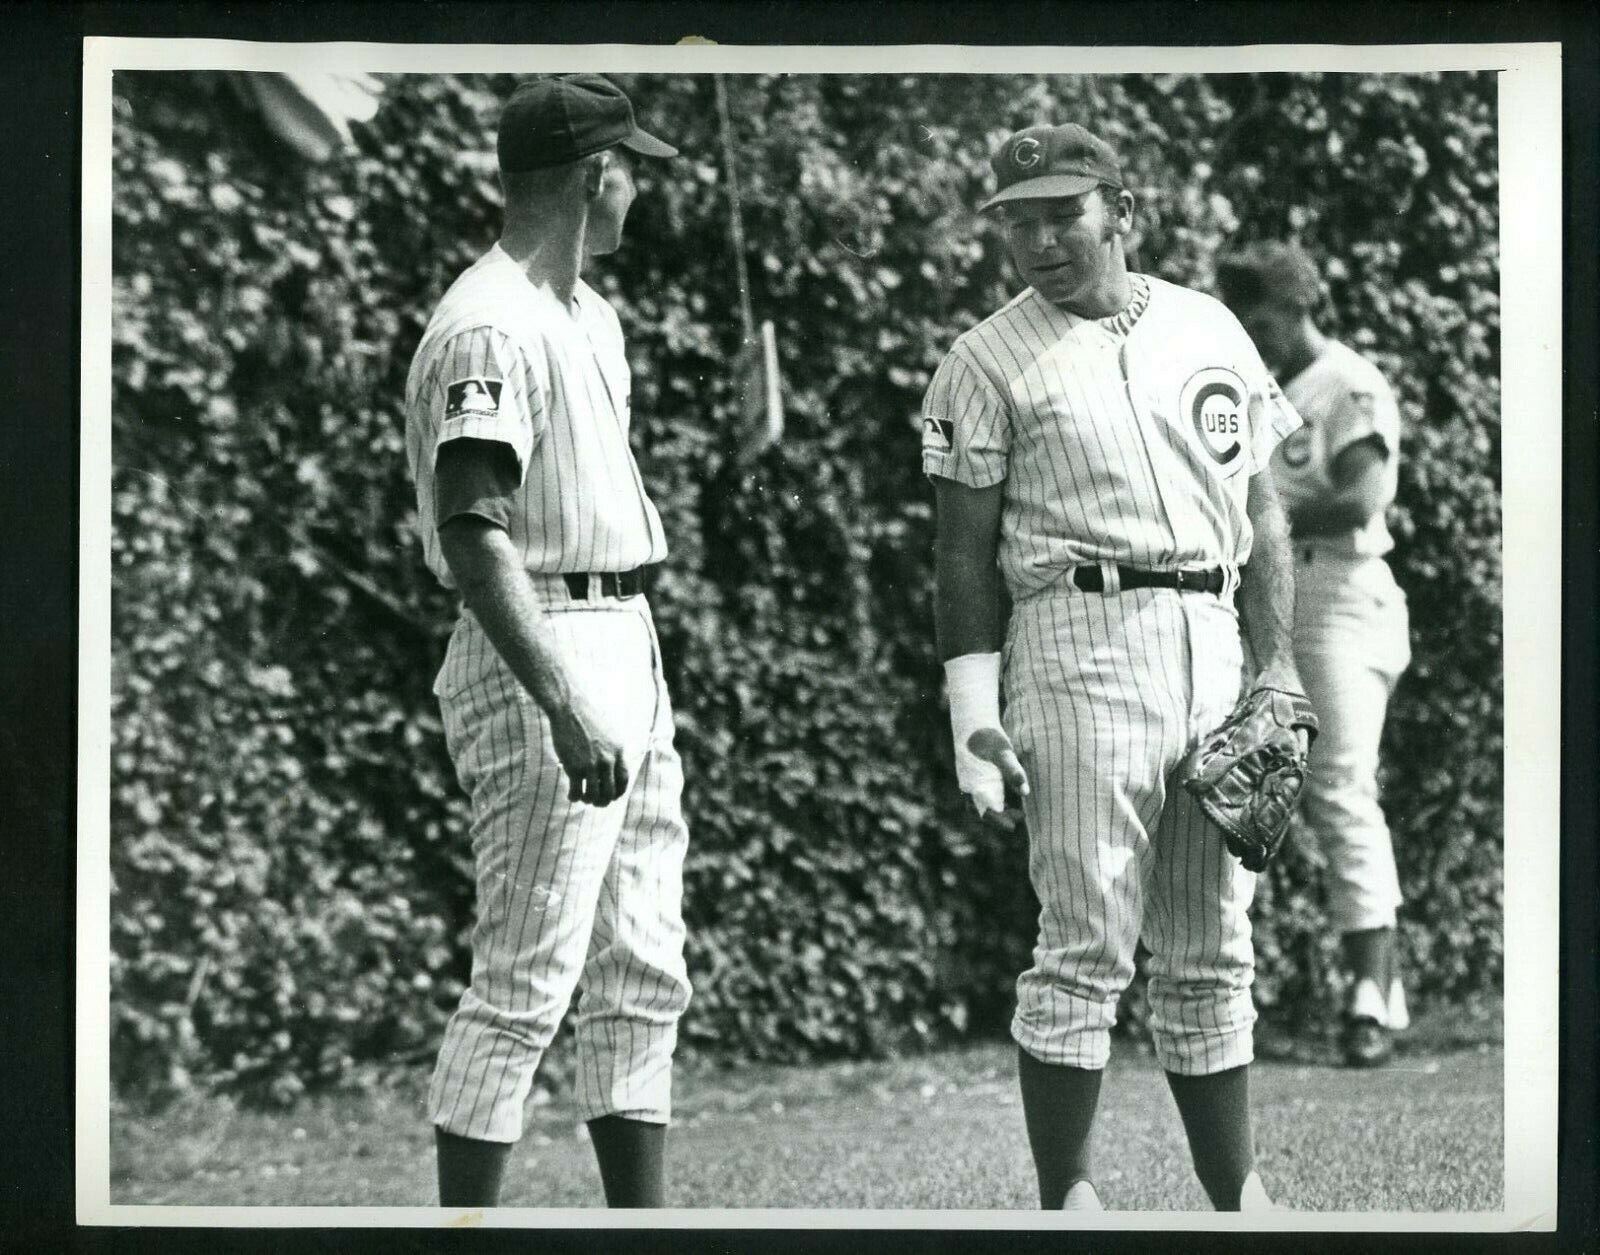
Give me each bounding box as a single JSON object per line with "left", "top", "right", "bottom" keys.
{"left": 445, "top": 378, "right": 503, "bottom": 421}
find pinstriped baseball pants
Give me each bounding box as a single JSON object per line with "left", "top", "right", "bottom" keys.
{"left": 428, "top": 580, "right": 692, "bottom": 1143}
{"left": 1005, "top": 579, "right": 1257, "bottom": 1077}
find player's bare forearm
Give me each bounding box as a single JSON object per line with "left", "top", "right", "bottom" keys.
{"left": 1238, "top": 467, "right": 1300, "bottom": 684}
{"left": 933, "top": 478, "right": 1005, "bottom": 661}
{"left": 439, "top": 517, "right": 576, "bottom": 713}
{"left": 440, "top": 517, "right": 629, "bottom": 803}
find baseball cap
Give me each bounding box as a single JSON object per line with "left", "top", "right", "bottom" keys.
{"left": 497, "top": 73, "right": 678, "bottom": 172}
{"left": 979, "top": 123, "right": 1123, "bottom": 213}
{"left": 1214, "top": 241, "right": 1322, "bottom": 309}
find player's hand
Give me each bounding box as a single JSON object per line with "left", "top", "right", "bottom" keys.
{"left": 547, "top": 691, "right": 630, "bottom": 807}
{"left": 966, "top": 726, "right": 1031, "bottom": 830}
{"left": 1250, "top": 659, "right": 1313, "bottom": 757}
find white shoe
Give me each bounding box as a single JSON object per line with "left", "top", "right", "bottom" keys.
{"left": 1063, "top": 1179, "right": 1104, "bottom": 1210}
{"left": 1237, "top": 1170, "right": 1279, "bottom": 1211}
{"left": 1386, "top": 976, "right": 1410, "bottom": 1032}
{"left": 1349, "top": 976, "right": 1389, "bottom": 1024}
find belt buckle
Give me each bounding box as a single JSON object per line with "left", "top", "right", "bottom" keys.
{"left": 1174, "top": 569, "right": 1193, "bottom": 592}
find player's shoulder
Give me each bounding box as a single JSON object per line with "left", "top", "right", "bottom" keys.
{"left": 942, "top": 289, "right": 1048, "bottom": 370}
{"left": 417, "top": 251, "right": 557, "bottom": 361}
{"left": 1322, "top": 339, "right": 1394, "bottom": 393}
{"left": 1142, "top": 273, "right": 1242, "bottom": 327}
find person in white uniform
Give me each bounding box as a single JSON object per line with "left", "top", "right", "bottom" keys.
{"left": 1216, "top": 241, "right": 1412, "bottom": 1068}
{"left": 923, "top": 123, "right": 1307, "bottom": 1210}
{"left": 404, "top": 74, "right": 691, "bottom": 1208}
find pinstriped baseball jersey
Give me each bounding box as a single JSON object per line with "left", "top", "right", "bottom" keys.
{"left": 921, "top": 274, "right": 1301, "bottom": 595}
{"left": 405, "top": 244, "right": 668, "bottom": 587}
{"left": 1274, "top": 339, "right": 1401, "bottom": 559}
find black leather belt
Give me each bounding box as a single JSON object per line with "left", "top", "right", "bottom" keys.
{"left": 563, "top": 568, "right": 647, "bottom": 600}
{"left": 1072, "top": 565, "right": 1226, "bottom": 595}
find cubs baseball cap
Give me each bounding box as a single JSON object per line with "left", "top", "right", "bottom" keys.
{"left": 1214, "top": 240, "right": 1322, "bottom": 309}
{"left": 497, "top": 73, "right": 678, "bottom": 172}
{"left": 979, "top": 123, "right": 1123, "bottom": 213}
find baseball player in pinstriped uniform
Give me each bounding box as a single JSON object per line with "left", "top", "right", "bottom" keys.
{"left": 404, "top": 74, "right": 690, "bottom": 1208}
{"left": 1216, "top": 242, "right": 1412, "bottom": 1068}
{"left": 924, "top": 124, "right": 1307, "bottom": 1210}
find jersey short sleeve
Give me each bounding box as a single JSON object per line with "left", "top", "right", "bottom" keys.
{"left": 1320, "top": 371, "right": 1399, "bottom": 468}
{"left": 921, "top": 347, "right": 1012, "bottom": 488}
{"left": 430, "top": 326, "right": 547, "bottom": 483}
{"left": 1236, "top": 338, "right": 1303, "bottom": 477}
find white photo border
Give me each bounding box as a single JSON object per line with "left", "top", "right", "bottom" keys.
{"left": 78, "top": 35, "right": 1561, "bottom": 1232}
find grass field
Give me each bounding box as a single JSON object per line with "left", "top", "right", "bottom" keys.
{"left": 110, "top": 1002, "right": 1502, "bottom": 1214}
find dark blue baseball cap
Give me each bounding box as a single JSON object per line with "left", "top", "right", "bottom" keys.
{"left": 497, "top": 73, "right": 678, "bottom": 172}
{"left": 980, "top": 123, "right": 1123, "bottom": 212}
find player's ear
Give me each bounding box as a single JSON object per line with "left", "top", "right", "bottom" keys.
{"left": 583, "top": 151, "right": 610, "bottom": 200}
{"left": 1112, "top": 188, "right": 1136, "bottom": 236}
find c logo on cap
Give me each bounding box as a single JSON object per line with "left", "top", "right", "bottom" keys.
{"left": 1013, "top": 138, "right": 1043, "bottom": 169}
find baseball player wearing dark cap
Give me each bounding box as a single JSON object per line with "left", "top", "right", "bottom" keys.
{"left": 1215, "top": 241, "right": 1412, "bottom": 1068}
{"left": 923, "top": 123, "right": 1306, "bottom": 1209}
{"left": 404, "top": 73, "right": 690, "bottom": 1208}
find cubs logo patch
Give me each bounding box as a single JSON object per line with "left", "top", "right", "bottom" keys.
{"left": 1012, "top": 137, "right": 1043, "bottom": 169}
{"left": 1180, "top": 366, "right": 1248, "bottom": 476}
{"left": 922, "top": 415, "right": 954, "bottom": 452}
{"left": 445, "top": 378, "right": 502, "bottom": 421}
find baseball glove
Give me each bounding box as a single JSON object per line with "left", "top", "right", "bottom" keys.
{"left": 1179, "top": 687, "right": 1319, "bottom": 872}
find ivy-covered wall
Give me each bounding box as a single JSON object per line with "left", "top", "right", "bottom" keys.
{"left": 109, "top": 70, "right": 1500, "bottom": 1102}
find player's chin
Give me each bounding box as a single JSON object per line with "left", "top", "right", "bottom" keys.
{"left": 1027, "top": 266, "right": 1076, "bottom": 297}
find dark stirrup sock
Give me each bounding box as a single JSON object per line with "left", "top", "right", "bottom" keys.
{"left": 436, "top": 1127, "right": 513, "bottom": 1207}
{"left": 1164, "top": 1064, "right": 1254, "bottom": 1210}
{"left": 1017, "top": 1045, "right": 1105, "bottom": 1209}
{"left": 587, "top": 1114, "right": 668, "bottom": 1207}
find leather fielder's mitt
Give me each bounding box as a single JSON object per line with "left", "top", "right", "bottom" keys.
{"left": 1179, "top": 687, "right": 1319, "bottom": 872}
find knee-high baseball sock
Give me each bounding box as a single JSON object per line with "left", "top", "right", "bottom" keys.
{"left": 1165, "top": 1064, "right": 1254, "bottom": 1210}
{"left": 1343, "top": 927, "right": 1394, "bottom": 1004}
{"left": 1017, "top": 1046, "right": 1104, "bottom": 1208}
{"left": 436, "top": 1128, "right": 513, "bottom": 1207}
{"left": 587, "top": 1115, "right": 667, "bottom": 1208}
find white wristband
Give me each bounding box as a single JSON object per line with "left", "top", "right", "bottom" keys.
{"left": 944, "top": 652, "right": 1005, "bottom": 817}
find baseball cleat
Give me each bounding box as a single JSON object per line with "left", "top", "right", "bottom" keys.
{"left": 1062, "top": 1179, "right": 1104, "bottom": 1211}
{"left": 1340, "top": 1014, "right": 1393, "bottom": 1067}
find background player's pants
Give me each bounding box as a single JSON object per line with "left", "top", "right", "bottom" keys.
{"left": 1005, "top": 579, "right": 1256, "bottom": 1078}
{"left": 428, "top": 580, "right": 692, "bottom": 1144}
{"left": 1292, "top": 549, "right": 1411, "bottom": 934}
